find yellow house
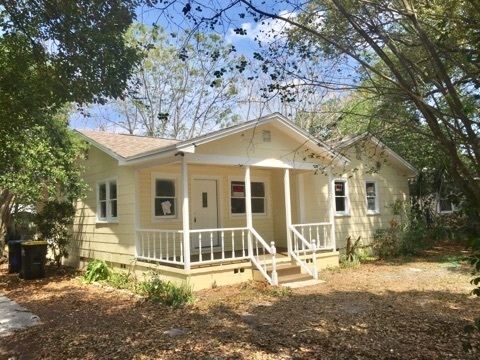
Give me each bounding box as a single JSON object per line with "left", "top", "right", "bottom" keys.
{"left": 69, "top": 113, "right": 416, "bottom": 290}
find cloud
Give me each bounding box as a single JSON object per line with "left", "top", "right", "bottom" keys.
{"left": 227, "top": 10, "right": 297, "bottom": 44}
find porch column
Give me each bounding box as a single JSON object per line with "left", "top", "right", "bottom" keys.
{"left": 284, "top": 168, "right": 292, "bottom": 255}
{"left": 245, "top": 166, "right": 253, "bottom": 257}
{"left": 327, "top": 167, "right": 336, "bottom": 251}
{"left": 181, "top": 155, "right": 191, "bottom": 270}
{"left": 134, "top": 169, "right": 140, "bottom": 258}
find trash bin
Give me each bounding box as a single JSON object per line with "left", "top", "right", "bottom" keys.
{"left": 8, "top": 240, "right": 24, "bottom": 273}
{"left": 21, "top": 241, "right": 48, "bottom": 280}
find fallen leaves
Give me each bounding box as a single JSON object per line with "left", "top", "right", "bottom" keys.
{"left": 0, "top": 244, "right": 479, "bottom": 359}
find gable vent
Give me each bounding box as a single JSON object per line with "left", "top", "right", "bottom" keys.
{"left": 262, "top": 130, "right": 271, "bottom": 142}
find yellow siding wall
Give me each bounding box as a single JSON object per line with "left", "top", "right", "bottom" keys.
{"left": 69, "top": 147, "right": 136, "bottom": 267}
{"left": 303, "top": 147, "right": 412, "bottom": 251}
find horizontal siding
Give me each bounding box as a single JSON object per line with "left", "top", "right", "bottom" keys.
{"left": 71, "top": 146, "right": 136, "bottom": 265}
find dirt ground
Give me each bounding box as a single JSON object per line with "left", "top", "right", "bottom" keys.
{"left": 0, "top": 243, "right": 479, "bottom": 360}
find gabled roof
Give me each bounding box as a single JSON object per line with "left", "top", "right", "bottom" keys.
{"left": 76, "top": 113, "right": 348, "bottom": 167}
{"left": 327, "top": 133, "right": 418, "bottom": 177}
{"left": 76, "top": 130, "right": 180, "bottom": 160}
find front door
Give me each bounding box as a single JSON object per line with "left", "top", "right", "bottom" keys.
{"left": 192, "top": 179, "right": 219, "bottom": 249}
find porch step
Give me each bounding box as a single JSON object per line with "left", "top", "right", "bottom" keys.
{"left": 266, "top": 263, "right": 322, "bottom": 287}
{"left": 277, "top": 273, "right": 313, "bottom": 285}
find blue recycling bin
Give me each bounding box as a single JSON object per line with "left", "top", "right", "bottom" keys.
{"left": 8, "top": 240, "right": 24, "bottom": 273}
{"left": 21, "top": 241, "right": 48, "bottom": 280}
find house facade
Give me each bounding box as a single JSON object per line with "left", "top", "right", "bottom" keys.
{"left": 68, "top": 113, "right": 416, "bottom": 290}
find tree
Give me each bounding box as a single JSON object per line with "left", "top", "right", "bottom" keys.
{"left": 87, "top": 23, "right": 244, "bottom": 139}
{"left": 0, "top": 1, "right": 150, "bottom": 244}
{"left": 161, "top": 0, "right": 480, "bottom": 213}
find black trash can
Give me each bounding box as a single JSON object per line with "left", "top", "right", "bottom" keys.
{"left": 21, "top": 241, "right": 48, "bottom": 280}
{"left": 8, "top": 240, "right": 24, "bottom": 273}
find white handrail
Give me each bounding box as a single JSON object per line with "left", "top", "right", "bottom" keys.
{"left": 249, "top": 227, "right": 278, "bottom": 286}
{"left": 290, "top": 226, "right": 317, "bottom": 278}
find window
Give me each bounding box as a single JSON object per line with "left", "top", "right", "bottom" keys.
{"left": 438, "top": 198, "right": 453, "bottom": 213}
{"left": 97, "top": 179, "right": 117, "bottom": 222}
{"left": 366, "top": 181, "right": 379, "bottom": 214}
{"left": 231, "top": 180, "right": 266, "bottom": 215}
{"left": 154, "top": 178, "right": 177, "bottom": 218}
{"left": 334, "top": 180, "right": 349, "bottom": 215}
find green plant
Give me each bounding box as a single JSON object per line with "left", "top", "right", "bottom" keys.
{"left": 34, "top": 200, "right": 76, "bottom": 267}
{"left": 266, "top": 285, "right": 292, "bottom": 297}
{"left": 137, "top": 272, "right": 194, "bottom": 308}
{"left": 373, "top": 200, "right": 432, "bottom": 258}
{"left": 83, "top": 259, "right": 111, "bottom": 283}
{"left": 107, "top": 271, "right": 132, "bottom": 290}
{"left": 463, "top": 246, "right": 480, "bottom": 353}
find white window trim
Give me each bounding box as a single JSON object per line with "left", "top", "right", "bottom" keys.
{"left": 152, "top": 173, "right": 181, "bottom": 221}
{"left": 366, "top": 180, "right": 380, "bottom": 215}
{"left": 228, "top": 176, "right": 270, "bottom": 218}
{"left": 334, "top": 178, "right": 350, "bottom": 217}
{"left": 96, "top": 178, "right": 118, "bottom": 223}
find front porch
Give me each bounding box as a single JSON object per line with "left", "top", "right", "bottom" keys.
{"left": 132, "top": 120, "right": 341, "bottom": 286}
{"left": 135, "top": 201, "right": 337, "bottom": 286}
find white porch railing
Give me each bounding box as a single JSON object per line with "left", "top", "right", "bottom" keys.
{"left": 189, "top": 227, "right": 250, "bottom": 265}
{"left": 289, "top": 222, "right": 333, "bottom": 279}
{"left": 136, "top": 227, "right": 278, "bottom": 285}
{"left": 136, "top": 229, "right": 184, "bottom": 265}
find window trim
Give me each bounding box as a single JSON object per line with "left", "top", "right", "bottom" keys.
{"left": 152, "top": 173, "right": 180, "bottom": 221}
{"left": 96, "top": 178, "right": 118, "bottom": 223}
{"left": 228, "top": 176, "right": 269, "bottom": 217}
{"left": 334, "top": 179, "right": 350, "bottom": 216}
{"left": 365, "top": 180, "right": 380, "bottom": 215}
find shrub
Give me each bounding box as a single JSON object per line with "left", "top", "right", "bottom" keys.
{"left": 137, "top": 272, "right": 194, "bottom": 307}
{"left": 34, "top": 200, "right": 75, "bottom": 267}
{"left": 373, "top": 200, "right": 431, "bottom": 258}
{"left": 83, "top": 259, "right": 111, "bottom": 283}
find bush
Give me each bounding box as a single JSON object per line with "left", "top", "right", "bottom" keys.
{"left": 137, "top": 271, "right": 194, "bottom": 307}
{"left": 34, "top": 200, "right": 75, "bottom": 267}
{"left": 83, "top": 259, "right": 111, "bottom": 283}
{"left": 373, "top": 200, "right": 431, "bottom": 258}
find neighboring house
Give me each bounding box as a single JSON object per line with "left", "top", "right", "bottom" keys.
{"left": 69, "top": 113, "right": 416, "bottom": 290}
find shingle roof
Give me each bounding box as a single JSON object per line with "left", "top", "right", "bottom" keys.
{"left": 76, "top": 130, "right": 180, "bottom": 159}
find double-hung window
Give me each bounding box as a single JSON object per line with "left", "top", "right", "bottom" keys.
{"left": 366, "top": 181, "right": 379, "bottom": 214}
{"left": 97, "top": 179, "right": 118, "bottom": 222}
{"left": 231, "top": 180, "right": 266, "bottom": 215}
{"left": 154, "top": 177, "right": 177, "bottom": 218}
{"left": 334, "top": 180, "right": 349, "bottom": 216}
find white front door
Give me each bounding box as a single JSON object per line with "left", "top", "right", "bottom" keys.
{"left": 192, "top": 179, "right": 219, "bottom": 249}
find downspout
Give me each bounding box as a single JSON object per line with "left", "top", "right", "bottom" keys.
{"left": 327, "top": 167, "right": 336, "bottom": 251}
{"left": 181, "top": 154, "right": 191, "bottom": 270}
